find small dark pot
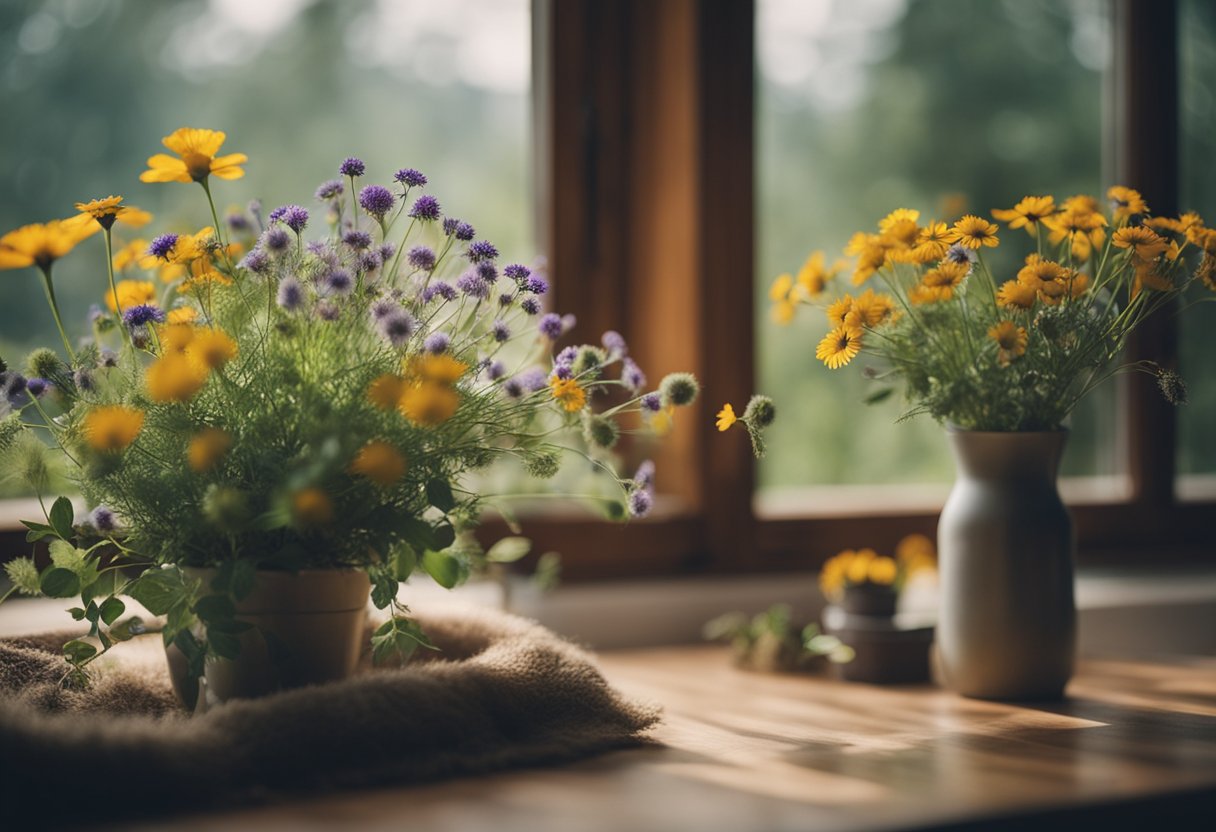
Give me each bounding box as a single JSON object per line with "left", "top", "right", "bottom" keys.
{"left": 840, "top": 585, "right": 898, "bottom": 618}
{"left": 823, "top": 605, "right": 933, "bottom": 685}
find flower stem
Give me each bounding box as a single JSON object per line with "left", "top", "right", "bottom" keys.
{"left": 103, "top": 228, "right": 133, "bottom": 352}
{"left": 38, "top": 264, "right": 76, "bottom": 363}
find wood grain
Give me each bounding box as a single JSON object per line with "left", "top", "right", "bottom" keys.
{"left": 126, "top": 645, "right": 1216, "bottom": 832}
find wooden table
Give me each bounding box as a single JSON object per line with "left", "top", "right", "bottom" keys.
{"left": 127, "top": 645, "right": 1216, "bottom": 832}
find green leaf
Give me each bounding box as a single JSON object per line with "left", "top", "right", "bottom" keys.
{"left": 431, "top": 523, "right": 456, "bottom": 551}
{"left": 68, "top": 607, "right": 87, "bottom": 621}
{"left": 81, "top": 569, "right": 118, "bottom": 605}
{"left": 173, "top": 630, "right": 206, "bottom": 679}
{"left": 391, "top": 544, "right": 418, "bottom": 582}
{"left": 62, "top": 639, "right": 97, "bottom": 664}
{"left": 194, "top": 594, "right": 236, "bottom": 623}
{"left": 212, "top": 560, "right": 256, "bottom": 600}
{"left": 425, "top": 479, "right": 457, "bottom": 513}
{"left": 369, "top": 566, "right": 398, "bottom": 610}
{"left": 48, "top": 497, "right": 74, "bottom": 540}
{"left": 98, "top": 597, "right": 126, "bottom": 627}
{"left": 107, "top": 617, "right": 145, "bottom": 642}
{"left": 421, "top": 549, "right": 464, "bottom": 589}
{"left": 127, "top": 569, "right": 185, "bottom": 616}
{"left": 863, "top": 387, "right": 895, "bottom": 406}
{"left": 250, "top": 506, "right": 290, "bottom": 532}
{"left": 371, "top": 617, "right": 439, "bottom": 665}
{"left": 206, "top": 628, "right": 242, "bottom": 660}
{"left": 397, "top": 516, "right": 439, "bottom": 551}
{"left": 84, "top": 601, "right": 100, "bottom": 623}
{"left": 486, "top": 536, "right": 531, "bottom": 564}
{"left": 39, "top": 567, "right": 80, "bottom": 598}
{"left": 22, "top": 520, "right": 53, "bottom": 543}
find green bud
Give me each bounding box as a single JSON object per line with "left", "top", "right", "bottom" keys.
{"left": 586, "top": 415, "right": 620, "bottom": 449}
{"left": 26, "top": 348, "right": 64, "bottom": 380}
{"left": 743, "top": 395, "right": 776, "bottom": 428}
{"left": 524, "top": 450, "right": 561, "bottom": 479}
{"left": 659, "top": 372, "right": 700, "bottom": 407}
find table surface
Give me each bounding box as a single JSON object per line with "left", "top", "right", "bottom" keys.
{"left": 109, "top": 644, "right": 1216, "bottom": 832}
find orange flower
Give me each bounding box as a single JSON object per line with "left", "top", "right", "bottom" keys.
{"left": 141, "top": 128, "right": 247, "bottom": 184}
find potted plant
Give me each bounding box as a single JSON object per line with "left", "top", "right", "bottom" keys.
{"left": 770, "top": 190, "right": 1214, "bottom": 699}
{"left": 0, "top": 127, "right": 774, "bottom": 705}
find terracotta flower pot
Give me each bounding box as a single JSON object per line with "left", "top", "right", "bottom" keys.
{"left": 166, "top": 567, "right": 371, "bottom": 708}
{"left": 936, "top": 429, "right": 1076, "bottom": 700}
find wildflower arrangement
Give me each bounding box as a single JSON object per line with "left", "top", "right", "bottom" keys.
{"left": 771, "top": 189, "right": 1215, "bottom": 429}
{"left": 0, "top": 127, "right": 770, "bottom": 679}
{"left": 817, "top": 534, "right": 937, "bottom": 602}
{"left": 704, "top": 603, "right": 854, "bottom": 672}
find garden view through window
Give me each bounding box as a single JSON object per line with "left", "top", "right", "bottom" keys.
{"left": 0, "top": 0, "right": 532, "bottom": 499}
{"left": 755, "top": 0, "right": 1121, "bottom": 500}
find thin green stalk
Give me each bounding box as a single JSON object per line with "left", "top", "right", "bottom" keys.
{"left": 37, "top": 264, "right": 76, "bottom": 362}
{"left": 103, "top": 228, "right": 134, "bottom": 351}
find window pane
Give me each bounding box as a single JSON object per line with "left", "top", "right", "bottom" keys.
{"left": 755, "top": 0, "right": 1113, "bottom": 495}
{"left": 1178, "top": 0, "right": 1216, "bottom": 488}
{"left": 0, "top": 0, "right": 531, "bottom": 497}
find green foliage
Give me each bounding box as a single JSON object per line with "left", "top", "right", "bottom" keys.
{"left": 4, "top": 557, "right": 42, "bottom": 595}
{"left": 371, "top": 616, "right": 438, "bottom": 666}
{"left": 486, "top": 536, "right": 530, "bottom": 563}
{"left": 704, "top": 604, "right": 854, "bottom": 672}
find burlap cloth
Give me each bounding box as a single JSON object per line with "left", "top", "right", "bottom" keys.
{"left": 0, "top": 605, "right": 660, "bottom": 827}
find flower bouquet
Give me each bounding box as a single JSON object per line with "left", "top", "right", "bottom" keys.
{"left": 0, "top": 127, "right": 772, "bottom": 697}
{"left": 770, "top": 187, "right": 1214, "bottom": 699}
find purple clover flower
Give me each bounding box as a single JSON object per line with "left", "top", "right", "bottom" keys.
{"left": 281, "top": 205, "right": 309, "bottom": 234}
{"left": 487, "top": 360, "right": 506, "bottom": 381}
{"left": 277, "top": 276, "right": 305, "bottom": 311}
{"left": 602, "top": 330, "right": 627, "bottom": 356}
{"left": 339, "top": 157, "right": 365, "bottom": 177}
{"left": 424, "top": 332, "right": 451, "bottom": 353}
{"left": 359, "top": 185, "right": 395, "bottom": 218}
{"left": 520, "top": 297, "right": 541, "bottom": 315}
{"left": 504, "top": 263, "right": 530, "bottom": 281}
{"left": 517, "top": 368, "right": 548, "bottom": 392}
{"left": 321, "top": 268, "right": 354, "bottom": 296}
{"left": 98, "top": 350, "right": 118, "bottom": 368}
{"left": 628, "top": 488, "right": 653, "bottom": 518}
{"left": 944, "top": 243, "right": 978, "bottom": 268}
{"left": 370, "top": 297, "right": 399, "bottom": 320}
{"left": 555, "top": 346, "right": 578, "bottom": 367}
{"left": 551, "top": 364, "right": 573, "bottom": 380}
{"left": 357, "top": 251, "right": 382, "bottom": 274}
{"left": 476, "top": 261, "right": 498, "bottom": 283}
{"left": 499, "top": 292, "right": 515, "bottom": 307}
{"left": 73, "top": 368, "right": 94, "bottom": 392}
{"left": 524, "top": 275, "right": 549, "bottom": 295}
{"left": 241, "top": 248, "right": 271, "bottom": 274}
{"left": 634, "top": 460, "right": 656, "bottom": 491}
{"left": 409, "top": 195, "right": 441, "bottom": 222}
{"left": 268, "top": 205, "right": 288, "bottom": 224}
{"left": 343, "top": 229, "right": 372, "bottom": 250}
{"left": 492, "top": 320, "right": 511, "bottom": 342}
{"left": 378, "top": 242, "right": 396, "bottom": 262}
{"left": 25, "top": 377, "right": 50, "bottom": 398}
{"left": 377, "top": 310, "right": 417, "bottom": 348}
{"left": 226, "top": 211, "right": 251, "bottom": 232}
{"left": 443, "top": 217, "right": 474, "bottom": 239}
{"left": 562, "top": 314, "right": 577, "bottom": 333}
{"left": 622, "top": 358, "right": 646, "bottom": 392}
{"left": 408, "top": 246, "right": 436, "bottom": 271}
{"left": 148, "top": 234, "right": 178, "bottom": 261}
{"left": 503, "top": 378, "right": 523, "bottom": 398}
{"left": 122, "top": 304, "right": 165, "bottom": 327}
{"left": 640, "top": 392, "right": 662, "bottom": 413}
{"left": 539, "top": 313, "right": 563, "bottom": 340}
{"left": 315, "top": 179, "right": 344, "bottom": 200}
{"left": 264, "top": 227, "right": 291, "bottom": 253}
{"left": 394, "top": 168, "right": 427, "bottom": 188}
{"left": 456, "top": 272, "right": 491, "bottom": 299}
{"left": 422, "top": 281, "right": 458, "bottom": 303}
{"left": 88, "top": 304, "right": 105, "bottom": 324}
{"left": 316, "top": 301, "right": 341, "bottom": 321}
{"left": 90, "top": 506, "right": 117, "bottom": 533}
{"left": 2, "top": 372, "right": 27, "bottom": 405}
{"left": 466, "top": 240, "right": 498, "bottom": 263}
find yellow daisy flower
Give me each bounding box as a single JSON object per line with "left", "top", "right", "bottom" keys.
{"left": 845, "top": 548, "right": 877, "bottom": 584}
{"left": 105, "top": 279, "right": 157, "bottom": 313}
{"left": 991, "top": 195, "right": 1056, "bottom": 232}
{"left": 1107, "top": 185, "right": 1148, "bottom": 223}
{"left": 399, "top": 381, "right": 460, "bottom": 426}
{"left": 188, "top": 428, "right": 232, "bottom": 472}
{"left": 75, "top": 196, "right": 152, "bottom": 231}
{"left": 166, "top": 306, "right": 199, "bottom": 325}
{"left": 367, "top": 374, "right": 408, "bottom": 411}
{"left": 826, "top": 295, "right": 858, "bottom": 328}
{"left": 878, "top": 208, "right": 920, "bottom": 234}
{"left": 946, "top": 214, "right": 1000, "bottom": 249}
{"left": 1042, "top": 208, "right": 1107, "bottom": 263}
{"left": 158, "top": 323, "right": 196, "bottom": 354}
{"left": 112, "top": 239, "right": 149, "bottom": 272}
{"left": 82, "top": 405, "right": 145, "bottom": 452}
{"left": 997, "top": 280, "right": 1037, "bottom": 310}
{"left": 292, "top": 487, "right": 334, "bottom": 528}
{"left": 988, "top": 320, "right": 1028, "bottom": 367}
{"left": 715, "top": 403, "right": 737, "bottom": 432}
{"left": 549, "top": 377, "right": 587, "bottom": 412}
{"left": 349, "top": 441, "right": 408, "bottom": 486}
{"left": 867, "top": 556, "right": 898, "bottom": 585}
{"left": 406, "top": 354, "right": 469, "bottom": 385}
{"left": 795, "top": 251, "right": 842, "bottom": 298}
{"left": 145, "top": 353, "right": 210, "bottom": 403}
{"left": 140, "top": 128, "right": 247, "bottom": 184}
{"left": 1112, "top": 225, "right": 1168, "bottom": 261}
{"left": 912, "top": 221, "right": 951, "bottom": 263}
{"left": 816, "top": 325, "right": 862, "bottom": 369}
{"left": 0, "top": 215, "right": 98, "bottom": 271}
{"left": 186, "top": 328, "right": 238, "bottom": 370}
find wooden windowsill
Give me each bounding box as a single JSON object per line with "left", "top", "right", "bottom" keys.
{"left": 115, "top": 645, "right": 1215, "bottom": 831}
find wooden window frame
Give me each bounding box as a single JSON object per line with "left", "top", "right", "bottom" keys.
{"left": 1, "top": 0, "right": 1209, "bottom": 579}
{"left": 494, "top": 0, "right": 1214, "bottom": 582}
